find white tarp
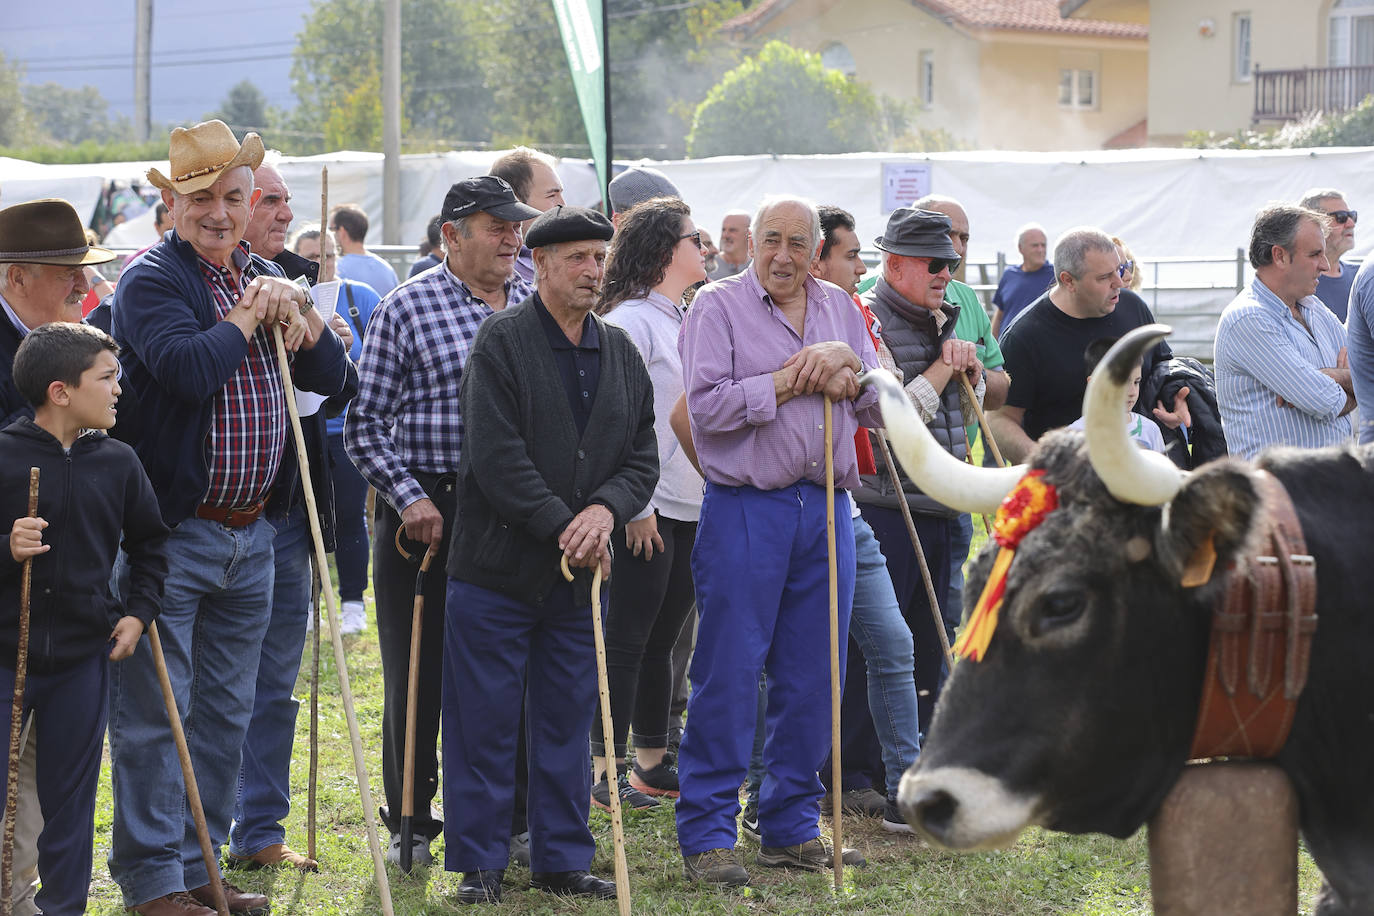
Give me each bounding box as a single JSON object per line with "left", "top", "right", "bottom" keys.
{"left": 4, "top": 146, "right": 1374, "bottom": 263}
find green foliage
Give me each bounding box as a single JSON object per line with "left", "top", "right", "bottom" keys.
{"left": 1186, "top": 95, "right": 1374, "bottom": 149}
{"left": 686, "top": 41, "right": 891, "bottom": 157}
{"left": 22, "top": 82, "right": 132, "bottom": 145}
{"left": 0, "top": 138, "right": 174, "bottom": 164}
{"left": 209, "top": 79, "right": 273, "bottom": 134}
{"left": 0, "top": 52, "right": 37, "bottom": 148}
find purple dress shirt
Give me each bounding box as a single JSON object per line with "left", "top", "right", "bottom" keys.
{"left": 679, "top": 268, "right": 882, "bottom": 490}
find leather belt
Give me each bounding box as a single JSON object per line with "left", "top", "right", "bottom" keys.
{"left": 1188, "top": 470, "right": 1318, "bottom": 760}
{"left": 195, "top": 500, "right": 265, "bottom": 528}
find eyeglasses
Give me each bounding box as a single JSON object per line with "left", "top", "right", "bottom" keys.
{"left": 680, "top": 231, "right": 702, "bottom": 250}
{"left": 922, "top": 256, "right": 958, "bottom": 274}
{"left": 1116, "top": 260, "right": 1135, "bottom": 278}
{"left": 1328, "top": 209, "right": 1358, "bottom": 224}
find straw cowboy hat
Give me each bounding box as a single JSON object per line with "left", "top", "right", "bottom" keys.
{"left": 146, "top": 119, "right": 265, "bottom": 195}
{"left": 0, "top": 199, "right": 115, "bottom": 266}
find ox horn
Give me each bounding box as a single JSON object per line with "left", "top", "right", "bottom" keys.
{"left": 861, "top": 368, "right": 1026, "bottom": 515}
{"left": 1083, "top": 324, "right": 1187, "bottom": 506}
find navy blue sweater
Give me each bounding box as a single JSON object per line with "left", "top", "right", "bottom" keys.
{"left": 111, "top": 231, "right": 351, "bottom": 525}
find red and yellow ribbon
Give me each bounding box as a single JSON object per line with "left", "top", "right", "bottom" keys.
{"left": 954, "top": 470, "right": 1059, "bottom": 662}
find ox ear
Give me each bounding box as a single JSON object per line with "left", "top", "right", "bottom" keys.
{"left": 1161, "top": 463, "right": 1262, "bottom": 588}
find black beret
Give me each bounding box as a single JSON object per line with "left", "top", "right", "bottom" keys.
{"left": 525, "top": 205, "right": 615, "bottom": 249}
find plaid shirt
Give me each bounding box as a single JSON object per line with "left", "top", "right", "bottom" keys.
{"left": 199, "top": 244, "right": 287, "bottom": 508}
{"left": 346, "top": 262, "right": 533, "bottom": 511}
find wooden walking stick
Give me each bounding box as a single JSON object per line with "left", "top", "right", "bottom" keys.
{"left": 395, "top": 532, "right": 437, "bottom": 875}
{"left": 823, "top": 397, "right": 844, "bottom": 891}
{"left": 148, "top": 622, "right": 230, "bottom": 916}
{"left": 273, "top": 326, "right": 395, "bottom": 915}
{"left": 307, "top": 559, "right": 321, "bottom": 861}
{"left": 958, "top": 373, "right": 1007, "bottom": 468}
{"left": 873, "top": 434, "right": 955, "bottom": 666}
{"left": 961, "top": 427, "right": 996, "bottom": 539}
{"left": 1, "top": 468, "right": 38, "bottom": 916}
{"left": 560, "top": 555, "right": 631, "bottom": 916}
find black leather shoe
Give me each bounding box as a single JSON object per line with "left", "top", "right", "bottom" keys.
{"left": 530, "top": 870, "right": 616, "bottom": 899}
{"left": 455, "top": 870, "right": 504, "bottom": 905}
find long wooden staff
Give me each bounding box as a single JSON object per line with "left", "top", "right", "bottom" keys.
{"left": 560, "top": 556, "right": 630, "bottom": 916}
{"left": 148, "top": 622, "right": 230, "bottom": 916}
{"left": 396, "top": 534, "right": 437, "bottom": 874}
{"left": 959, "top": 374, "right": 1007, "bottom": 468}
{"left": 873, "top": 434, "right": 954, "bottom": 666}
{"left": 273, "top": 325, "right": 394, "bottom": 915}
{"left": 1, "top": 468, "right": 38, "bottom": 916}
{"left": 824, "top": 397, "right": 843, "bottom": 891}
{"left": 307, "top": 163, "right": 328, "bottom": 862}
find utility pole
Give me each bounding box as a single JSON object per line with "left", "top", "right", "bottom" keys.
{"left": 135, "top": 0, "right": 153, "bottom": 141}
{"left": 382, "top": 0, "right": 401, "bottom": 244}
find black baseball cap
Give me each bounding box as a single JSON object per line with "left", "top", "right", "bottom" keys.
{"left": 442, "top": 176, "right": 542, "bottom": 223}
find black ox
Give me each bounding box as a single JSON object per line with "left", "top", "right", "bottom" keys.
{"left": 864, "top": 326, "right": 1374, "bottom": 916}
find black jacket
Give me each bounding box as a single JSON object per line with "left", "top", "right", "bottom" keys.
{"left": 0, "top": 313, "right": 30, "bottom": 430}
{"left": 447, "top": 297, "right": 658, "bottom": 607}
{"left": 1142, "top": 357, "right": 1228, "bottom": 470}
{"left": 0, "top": 419, "right": 168, "bottom": 673}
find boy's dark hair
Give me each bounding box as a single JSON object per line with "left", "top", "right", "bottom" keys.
{"left": 13, "top": 323, "right": 120, "bottom": 408}
{"left": 1083, "top": 336, "right": 1120, "bottom": 377}
{"left": 818, "top": 205, "right": 856, "bottom": 262}
{"left": 330, "top": 204, "right": 368, "bottom": 243}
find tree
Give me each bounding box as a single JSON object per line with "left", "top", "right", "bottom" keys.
{"left": 686, "top": 41, "right": 888, "bottom": 157}
{"left": 21, "top": 82, "right": 129, "bottom": 145}
{"left": 211, "top": 80, "right": 271, "bottom": 133}
{"left": 0, "top": 54, "right": 37, "bottom": 147}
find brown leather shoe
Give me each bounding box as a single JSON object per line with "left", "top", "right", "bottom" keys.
{"left": 126, "top": 892, "right": 215, "bottom": 915}
{"left": 226, "top": 842, "right": 319, "bottom": 872}
{"left": 189, "top": 881, "right": 270, "bottom": 914}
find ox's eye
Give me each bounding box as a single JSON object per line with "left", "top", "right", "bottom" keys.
{"left": 1029, "top": 592, "right": 1086, "bottom": 637}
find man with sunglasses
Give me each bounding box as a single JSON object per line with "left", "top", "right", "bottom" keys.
{"left": 1301, "top": 188, "right": 1359, "bottom": 321}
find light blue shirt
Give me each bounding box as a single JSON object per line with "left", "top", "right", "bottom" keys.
{"left": 1214, "top": 277, "right": 1352, "bottom": 459}
{"left": 336, "top": 251, "right": 398, "bottom": 298}
{"left": 1345, "top": 258, "right": 1374, "bottom": 443}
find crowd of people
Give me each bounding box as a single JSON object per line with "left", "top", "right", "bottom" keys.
{"left": 0, "top": 116, "right": 1368, "bottom": 914}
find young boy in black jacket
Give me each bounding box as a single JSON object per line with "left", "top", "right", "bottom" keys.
{"left": 1, "top": 322, "right": 167, "bottom": 915}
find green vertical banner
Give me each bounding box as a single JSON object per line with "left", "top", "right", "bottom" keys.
{"left": 551, "top": 0, "right": 609, "bottom": 201}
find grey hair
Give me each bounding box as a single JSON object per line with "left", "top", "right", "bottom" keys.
{"left": 913, "top": 193, "right": 960, "bottom": 210}
{"left": 750, "top": 195, "right": 821, "bottom": 253}
{"left": 0, "top": 263, "right": 36, "bottom": 292}
{"left": 1299, "top": 188, "right": 1345, "bottom": 210}
{"left": 1052, "top": 227, "right": 1118, "bottom": 281}
{"left": 440, "top": 216, "right": 473, "bottom": 255}
{"left": 1016, "top": 222, "right": 1046, "bottom": 246}
{"left": 1249, "top": 204, "right": 1330, "bottom": 269}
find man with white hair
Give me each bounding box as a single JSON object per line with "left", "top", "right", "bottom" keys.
{"left": 990, "top": 223, "right": 1053, "bottom": 338}
{"left": 1301, "top": 187, "right": 1359, "bottom": 321}
{"left": 108, "top": 119, "right": 351, "bottom": 916}
{"left": 676, "top": 194, "right": 877, "bottom": 885}
{"left": 989, "top": 226, "right": 1173, "bottom": 464}
{"left": 707, "top": 209, "right": 751, "bottom": 280}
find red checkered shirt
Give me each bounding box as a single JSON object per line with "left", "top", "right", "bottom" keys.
{"left": 197, "top": 244, "right": 287, "bottom": 508}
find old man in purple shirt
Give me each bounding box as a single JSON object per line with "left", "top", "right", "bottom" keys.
{"left": 675, "top": 195, "right": 881, "bottom": 886}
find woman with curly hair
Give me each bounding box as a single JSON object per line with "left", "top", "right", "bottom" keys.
{"left": 590, "top": 196, "right": 707, "bottom": 812}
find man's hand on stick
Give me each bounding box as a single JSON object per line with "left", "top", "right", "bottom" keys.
{"left": 400, "top": 497, "right": 444, "bottom": 548}
{"left": 561, "top": 504, "right": 613, "bottom": 577}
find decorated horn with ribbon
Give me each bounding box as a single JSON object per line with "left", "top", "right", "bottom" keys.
{"left": 1082, "top": 324, "right": 1187, "bottom": 507}
{"left": 859, "top": 368, "right": 1025, "bottom": 515}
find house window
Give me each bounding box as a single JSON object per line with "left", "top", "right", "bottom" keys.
{"left": 1234, "top": 13, "right": 1252, "bottom": 82}
{"left": 920, "top": 50, "right": 934, "bottom": 107}
{"left": 1329, "top": 0, "right": 1374, "bottom": 66}
{"left": 821, "top": 42, "right": 857, "bottom": 78}
{"left": 1059, "top": 68, "right": 1096, "bottom": 108}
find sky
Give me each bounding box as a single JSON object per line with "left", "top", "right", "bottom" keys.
{"left": 5, "top": 0, "right": 318, "bottom": 125}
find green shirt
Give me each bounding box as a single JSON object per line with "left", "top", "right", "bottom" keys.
{"left": 859, "top": 274, "right": 1003, "bottom": 442}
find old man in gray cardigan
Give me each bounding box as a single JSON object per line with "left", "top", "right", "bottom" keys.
{"left": 441, "top": 205, "right": 657, "bottom": 904}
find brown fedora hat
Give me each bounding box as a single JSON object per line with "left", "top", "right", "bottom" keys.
{"left": 146, "top": 119, "right": 265, "bottom": 194}
{"left": 0, "top": 199, "right": 115, "bottom": 266}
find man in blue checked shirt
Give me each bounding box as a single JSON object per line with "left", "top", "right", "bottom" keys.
{"left": 1215, "top": 204, "right": 1356, "bottom": 460}
{"left": 345, "top": 175, "right": 540, "bottom": 867}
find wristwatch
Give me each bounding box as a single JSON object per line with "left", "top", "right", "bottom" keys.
{"left": 292, "top": 275, "right": 316, "bottom": 314}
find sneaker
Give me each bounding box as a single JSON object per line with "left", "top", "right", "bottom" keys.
{"left": 628, "top": 758, "right": 679, "bottom": 797}
{"left": 508, "top": 831, "right": 530, "bottom": 868}
{"left": 591, "top": 767, "right": 659, "bottom": 812}
{"left": 882, "top": 797, "right": 915, "bottom": 835}
{"left": 340, "top": 600, "right": 366, "bottom": 635}
{"left": 385, "top": 832, "right": 434, "bottom": 867}
{"left": 821, "top": 786, "right": 887, "bottom": 817}
{"left": 757, "top": 837, "right": 866, "bottom": 871}
{"left": 682, "top": 848, "right": 750, "bottom": 886}
{"left": 739, "top": 803, "right": 760, "bottom": 843}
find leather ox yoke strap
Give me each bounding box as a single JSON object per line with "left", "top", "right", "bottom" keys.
{"left": 1189, "top": 470, "right": 1318, "bottom": 760}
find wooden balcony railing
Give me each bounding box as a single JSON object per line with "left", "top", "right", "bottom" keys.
{"left": 1253, "top": 64, "right": 1374, "bottom": 122}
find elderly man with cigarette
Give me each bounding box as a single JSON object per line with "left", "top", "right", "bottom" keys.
{"left": 108, "top": 119, "right": 350, "bottom": 916}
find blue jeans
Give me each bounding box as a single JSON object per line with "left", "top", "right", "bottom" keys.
{"left": 230, "top": 506, "right": 312, "bottom": 856}
{"left": 848, "top": 514, "right": 921, "bottom": 798}
{"left": 327, "top": 432, "right": 370, "bottom": 602}
{"left": 108, "top": 517, "right": 275, "bottom": 907}
{"left": 676, "top": 483, "right": 854, "bottom": 855}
